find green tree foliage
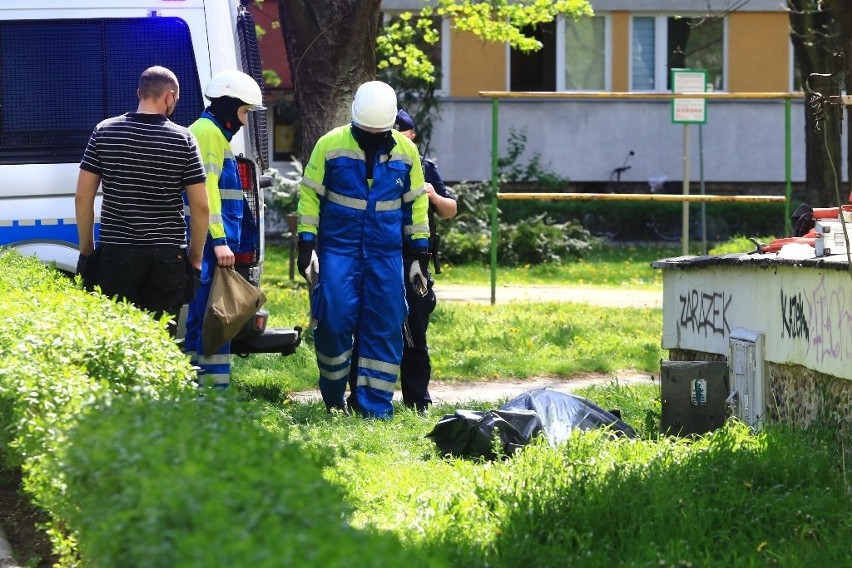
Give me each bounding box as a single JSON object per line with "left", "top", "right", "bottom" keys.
{"left": 377, "top": 0, "right": 593, "bottom": 84}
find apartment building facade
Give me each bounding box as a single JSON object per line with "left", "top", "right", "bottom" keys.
{"left": 258, "top": 0, "right": 810, "bottom": 190}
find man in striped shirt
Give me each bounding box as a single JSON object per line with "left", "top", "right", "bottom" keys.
{"left": 75, "top": 66, "right": 209, "bottom": 334}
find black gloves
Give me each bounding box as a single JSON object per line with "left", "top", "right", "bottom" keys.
{"left": 183, "top": 254, "right": 201, "bottom": 302}
{"left": 76, "top": 253, "right": 89, "bottom": 276}
{"left": 297, "top": 238, "right": 319, "bottom": 285}
{"left": 406, "top": 250, "right": 431, "bottom": 297}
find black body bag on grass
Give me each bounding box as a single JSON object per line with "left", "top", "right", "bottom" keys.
{"left": 426, "top": 388, "right": 637, "bottom": 460}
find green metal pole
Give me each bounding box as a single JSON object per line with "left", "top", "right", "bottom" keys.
{"left": 490, "top": 98, "right": 499, "bottom": 305}
{"left": 785, "top": 97, "right": 792, "bottom": 235}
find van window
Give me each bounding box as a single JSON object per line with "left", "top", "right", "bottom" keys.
{"left": 0, "top": 17, "right": 203, "bottom": 164}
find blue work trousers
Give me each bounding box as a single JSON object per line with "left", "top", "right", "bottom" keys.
{"left": 312, "top": 251, "right": 406, "bottom": 419}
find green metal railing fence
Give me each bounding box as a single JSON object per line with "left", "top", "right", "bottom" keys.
{"left": 482, "top": 91, "right": 804, "bottom": 305}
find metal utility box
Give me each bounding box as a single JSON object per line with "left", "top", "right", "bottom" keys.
{"left": 815, "top": 219, "right": 849, "bottom": 257}
{"left": 660, "top": 361, "right": 729, "bottom": 436}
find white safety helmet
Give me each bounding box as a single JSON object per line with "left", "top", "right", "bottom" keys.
{"left": 351, "top": 81, "right": 397, "bottom": 130}
{"left": 205, "top": 70, "right": 265, "bottom": 110}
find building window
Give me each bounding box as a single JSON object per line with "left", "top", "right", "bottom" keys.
{"left": 562, "top": 15, "right": 607, "bottom": 91}
{"left": 631, "top": 15, "right": 725, "bottom": 91}
{"left": 509, "top": 15, "right": 608, "bottom": 92}
{"left": 510, "top": 22, "right": 556, "bottom": 91}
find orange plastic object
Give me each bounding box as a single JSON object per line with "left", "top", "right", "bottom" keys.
{"left": 812, "top": 207, "right": 840, "bottom": 219}
{"left": 762, "top": 228, "right": 817, "bottom": 254}
{"left": 762, "top": 237, "right": 816, "bottom": 254}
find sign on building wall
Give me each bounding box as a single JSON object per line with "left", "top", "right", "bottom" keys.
{"left": 671, "top": 68, "right": 707, "bottom": 124}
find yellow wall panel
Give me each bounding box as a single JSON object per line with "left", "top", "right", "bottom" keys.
{"left": 728, "top": 13, "right": 789, "bottom": 92}
{"left": 610, "top": 12, "right": 629, "bottom": 92}
{"left": 450, "top": 30, "right": 506, "bottom": 97}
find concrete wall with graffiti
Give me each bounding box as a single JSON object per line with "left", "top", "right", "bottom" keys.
{"left": 659, "top": 262, "right": 852, "bottom": 382}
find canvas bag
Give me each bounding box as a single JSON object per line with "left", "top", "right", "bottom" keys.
{"left": 202, "top": 266, "right": 266, "bottom": 355}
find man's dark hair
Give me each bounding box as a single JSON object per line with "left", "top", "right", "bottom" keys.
{"left": 138, "top": 66, "right": 178, "bottom": 100}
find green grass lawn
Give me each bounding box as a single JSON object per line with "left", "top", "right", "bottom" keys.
{"left": 233, "top": 244, "right": 666, "bottom": 398}
{"left": 250, "top": 382, "right": 850, "bottom": 568}
{"left": 232, "top": 244, "right": 850, "bottom": 567}
{"left": 438, "top": 243, "right": 679, "bottom": 288}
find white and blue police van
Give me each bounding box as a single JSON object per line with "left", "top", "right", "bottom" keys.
{"left": 0, "top": 0, "right": 300, "bottom": 355}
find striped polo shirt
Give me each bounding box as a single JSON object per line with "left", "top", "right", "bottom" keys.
{"left": 80, "top": 112, "right": 206, "bottom": 247}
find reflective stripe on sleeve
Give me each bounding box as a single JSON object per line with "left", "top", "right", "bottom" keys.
{"left": 204, "top": 163, "right": 223, "bottom": 176}
{"left": 301, "top": 177, "right": 325, "bottom": 196}
{"left": 403, "top": 185, "right": 425, "bottom": 202}
{"left": 220, "top": 189, "right": 244, "bottom": 201}
{"left": 299, "top": 214, "right": 319, "bottom": 227}
{"left": 404, "top": 223, "right": 430, "bottom": 236}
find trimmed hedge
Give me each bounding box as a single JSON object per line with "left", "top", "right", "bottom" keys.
{"left": 0, "top": 250, "right": 433, "bottom": 567}
{"left": 61, "top": 396, "right": 428, "bottom": 567}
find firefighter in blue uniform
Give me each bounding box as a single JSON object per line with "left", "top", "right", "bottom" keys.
{"left": 347, "top": 109, "right": 457, "bottom": 413}
{"left": 296, "top": 81, "right": 430, "bottom": 419}
{"left": 183, "top": 70, "right": 265, "bottom": 388}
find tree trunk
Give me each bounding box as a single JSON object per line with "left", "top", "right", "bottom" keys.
{"left": 788, "top": 0, "right": 843, "bottom": 207}
{"left": 823, "top": 0, "right": 852, "bottom": 203}
{"left": 278, "top": 0, "right": 381, "bottom": 164}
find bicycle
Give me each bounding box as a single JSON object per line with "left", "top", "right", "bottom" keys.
{"left": 605, "top": 150, "right": 634, "bottom": 193}
{"left": 582, "top": 150, "right": 634, "bottom": 238}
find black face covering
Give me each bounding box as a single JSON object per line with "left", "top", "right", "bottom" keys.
{"left": 351, "top": 124, "right": 393, "bottom": 179}
{"left": 209, "top": 96, "right": 245, "bottom": 135}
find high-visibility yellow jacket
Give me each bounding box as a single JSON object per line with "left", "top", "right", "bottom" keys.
{"left": 189, "top": 112, "right": 244, "bottom": 248}
{"left": 297, "top": 124, "right": 429, "bottom": 256}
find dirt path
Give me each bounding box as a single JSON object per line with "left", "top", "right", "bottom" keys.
{"left": 291, "top": 371, "right": 658, "bottom": 406}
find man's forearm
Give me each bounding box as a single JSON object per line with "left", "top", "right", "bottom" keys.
{"left": 431, "top": 194, "right": 458, "bottom": 219}
{"left": 74, "top": 169, "right": 100, "bottom": 255}
{"left": 188, "top": 214, "right": 209, "bottom": 268}
{"left": 185, "top": 182, "right": 210, "bottom": 268}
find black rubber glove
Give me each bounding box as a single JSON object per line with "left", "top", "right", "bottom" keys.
{"left": 183, "top": 254, "right": 201, "bottom": 302}
{"left": 405, "top": 249, "right": 431, "bottom": 274}
{"left": 297, "top": 238, "right": 319, "bottom": 284}
{"left": 76, "top": 253, "right": 89, "bottom": 276}
{"left": 406, "top": 250, "right": 431, "bottom": 297}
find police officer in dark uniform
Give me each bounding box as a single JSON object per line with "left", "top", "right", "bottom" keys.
{"left": 349, "top": 109, "right": 457, "bottom": 413}
{"left": 396, "top": 109, "right": 457, "bottom": 412}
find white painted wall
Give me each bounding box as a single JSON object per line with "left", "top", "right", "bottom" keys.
{"left": 423, "top": 98, "right": 810, "bottom": 184}
{"left": 657, "top": 258, "right": 852, "bottom": 381}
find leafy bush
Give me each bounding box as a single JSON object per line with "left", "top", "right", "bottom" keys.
{"left": 0, "top": 250, "right": 439, "bottom": 567}
{"left": 709, "top": 234, "right": 777, "bottom": 255}
{"left": 0, "top": 249, "right": 196, "bottom": 563}
{"left": 498, "top": 214, "right": 595, "bottom": 265}
{"left": 438, "top": 181, "right": 598, "bottom": 266}
{"left": 61, "top": 396, "right": 434, "bottom": 568}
